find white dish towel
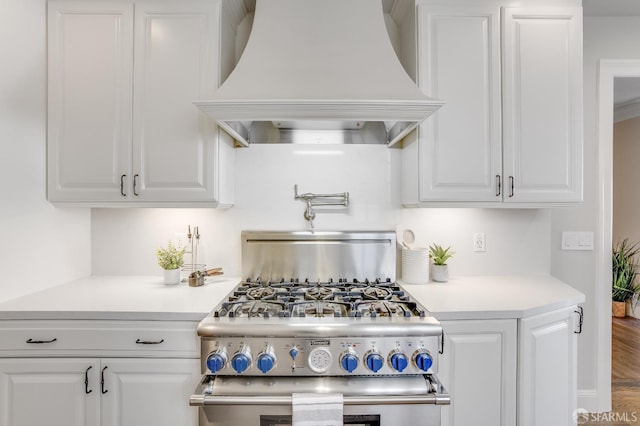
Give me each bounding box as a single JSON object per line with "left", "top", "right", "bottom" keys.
{"left": 291, "top": 392, "right": 343, "bottom": 426}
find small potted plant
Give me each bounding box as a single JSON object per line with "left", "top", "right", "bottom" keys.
{"left": 156, "top": 241, "right": 185, "bottom": 285}
{"left": 612, "top": 239, "right": 640, "bottom": 317}
{"left": 429, "top": 244, "right": 455, "bottom": 283}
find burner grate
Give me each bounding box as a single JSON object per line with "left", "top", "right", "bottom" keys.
{"left": 213, "top": 277, "right": 426, "bottom": 319}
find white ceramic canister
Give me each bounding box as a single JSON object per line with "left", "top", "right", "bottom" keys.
{"left": 401, "top": 248, "right": 430, "bottom": 284}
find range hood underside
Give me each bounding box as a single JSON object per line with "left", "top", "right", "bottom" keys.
{"left": 196, "top": 100, "right": 443, "bottom": 146}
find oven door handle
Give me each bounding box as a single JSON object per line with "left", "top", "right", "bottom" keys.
{"left": 190, "top": 374, "right": 450, "bottom": 407}
{"left": 191, "top": 394, "right": 446, "bottom": 406}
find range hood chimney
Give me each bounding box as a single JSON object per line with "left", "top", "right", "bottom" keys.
{"left": 195, "top": 0, "right": 443, "bottom": 146}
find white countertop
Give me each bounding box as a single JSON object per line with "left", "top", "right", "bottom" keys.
{"left": 0, "top": 276, "right": 240, "bottom": 321}
{"left": 401, "top": 275, "right": 585, "bottom": 320}
{"left": 0, "top": 275, "right": 584, "bottom": 322}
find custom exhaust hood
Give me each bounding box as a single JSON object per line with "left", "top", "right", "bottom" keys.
{"left": 194, "top": 0, "right": 443, "bottom": 146}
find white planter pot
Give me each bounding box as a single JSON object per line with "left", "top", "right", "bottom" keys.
{"left": 163, "top": 268, "right": 181, "bottom": 285}
{"left": 430, "top": 264, "right": 449, "bottom": 283}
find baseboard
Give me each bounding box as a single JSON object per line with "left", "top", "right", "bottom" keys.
{"left": 578, "top": 389, "right": 609, "bottom": 413}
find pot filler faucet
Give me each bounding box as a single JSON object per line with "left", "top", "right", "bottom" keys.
{"left": 294, "top": 184, "right": 349, "bottom": 229}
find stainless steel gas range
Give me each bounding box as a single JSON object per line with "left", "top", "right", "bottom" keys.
{"left": 190, "top": 231, "right": 449, "bottom": 426}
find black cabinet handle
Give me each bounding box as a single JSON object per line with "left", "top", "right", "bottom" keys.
{"left": 496, "top": 175, "right": 502, "bottom": 197}
{"left": 120, "top": 174, "right": 127, "bottom": 197}
{"left": 135, "top": 338, "right": 164, "bottom": 345}
{"left": 85, "top": 366, "right": 93, "bottom": 394}
{"left": 101, "top": 366, "right": 108, "bottom": 394}
{"left": 574, "top": 306, "right": 584, "bottom": 334}
{"left": 439, "top": 330, "right": 445, "bottom": 355}
{"left": 133, "top": 174, "right": 140, "bottom": 196}
{"left": 509, "top": 176, "right": 515, "bottom": 198}
{"left": 26, "top": 338, "right": 57, "bottom": 344}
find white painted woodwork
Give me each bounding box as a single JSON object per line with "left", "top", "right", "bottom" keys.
{"left": 502, "top": 7, "right": 583, "bottom": 203}
{"left": 405, "top": 3, "right": 583, "bottom": 206}
{"left": 100, "top": 358, "right": 199, "bottom": 426}
{"left": 439, "top": 319, "right": 517, "bottom": 426}
{"left": 132, "top": 0, "right": 222, "bottom": 202}
{"left": 416, "top": 5, "right": 502, "bottom": 202}
{"left": 518, "top": 306, "right": 578, "bottom": 426}
{"left": 196, "top": 0, "right": 443, "bottom": 148}
{"left": 47, "top": 0, "right": 134, "bottom": 202}
{"left": 47, "top": 0, "right": 233, "bottom": 207}
{"left": 0, "top": 358, "right": 198, "bottom": 426}
{"left": 0, "top": 358, "right": 100, "bottom": 426}
{"left": 0, "top": 320, "right": 200, "bottom": 426}
{"left": 0, "top": 320, "right": 199, "bottom": 358}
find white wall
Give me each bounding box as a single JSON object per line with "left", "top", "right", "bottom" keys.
{"left": 0, "top": 0, "right": 91, "bottom": 302}
{"left": 551, "top": 16, "right": 640, "bottom": 411}
{"left": 613, "top": 116, "right": 640, "bottom": 245}
{"left": 92, "top": 144, "right": 551, "bottom": 277}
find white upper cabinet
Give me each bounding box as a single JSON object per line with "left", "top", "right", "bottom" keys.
{"left": 47, "top": 1, "right": 134, "bottom": 203}
{"left": 47, "top": 0, "right": 234, "bottom": 207}
{"left": 414, "top": 5, "right": 502, "bottom": 203}
{"left": 502, "top": 7, "right": 583, "bottom": 203}
{"left": 404, "top": 2, "right": 583, "bottom": 206}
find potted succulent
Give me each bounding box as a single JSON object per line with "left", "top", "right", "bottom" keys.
{"left": 429, "top": 244, "right": 455, "bottom": 283}
{"left": 612, "top": 239, "right": 640, "bottom": 317}
{"left": 156, "top": 241, "right": 185, "bottom": 285}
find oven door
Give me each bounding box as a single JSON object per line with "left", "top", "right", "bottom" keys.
{"left": 190, "top": 374, "right": 449, "bottom": 426}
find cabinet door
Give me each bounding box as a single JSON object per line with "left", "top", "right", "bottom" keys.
{"left": 518, "top": 306, "right": 578, "bottom": 426}
{"left": 47, "top": 0, "right": 133, "bottom": 202}
{"left": 415, "top": 5, "right": 502, "bottom": 202}
{"left": 0, "top": 358, "right": 99, "bottom": 426}
{"left": 100, "top": 358, "right": 199, "bottom": 426}
{"left": 132, "top": 0, "right": 222, "bottom": 203}
{"left": 502, "top": 8, "right": 583, "bottom": 203}
{"left": 439, "top": 319, "right": 517, "bottom": 426}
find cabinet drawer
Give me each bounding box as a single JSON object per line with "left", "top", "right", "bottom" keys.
{"left": 0, "top": 320, "right": 199, "bottom": 358}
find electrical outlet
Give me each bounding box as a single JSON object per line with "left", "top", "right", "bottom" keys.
{"left": 474, "top": 233, "right": 486, "bottom": 252}
{"left": 174, "top": 233, "right": 190, "bottom": 251}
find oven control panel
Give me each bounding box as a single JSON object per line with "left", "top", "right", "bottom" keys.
{"left": 201, "top": 336, "right": 438, "bottom": 376}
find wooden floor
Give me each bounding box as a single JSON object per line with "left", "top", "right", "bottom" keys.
{"left": 584, "top": 316, "right": 640, "bottom": 425}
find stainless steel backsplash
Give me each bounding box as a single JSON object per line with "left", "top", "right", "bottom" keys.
{"left": 241, "top": 231, "right": 396, "bottom": 281}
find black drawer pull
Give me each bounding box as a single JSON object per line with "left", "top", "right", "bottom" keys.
{"left": 26, "top": 338, "right": 57, "bottom": 344}
{"left": 574, "top": 306, "right": 584, "bottom": 334}
{"left": 85, "top": 366, "right": 93, "bottom": 394}
{"left": 101, "top": 366, "right": 108, "bottom": 394}
{"left": 133, "top": 174, "right": 140, "bottom": 196}
{"left": 120, "top": 174, "right": 127, "bottom": 197}
{"left": 135, "top": 338, "right": 164, "bottom": 345}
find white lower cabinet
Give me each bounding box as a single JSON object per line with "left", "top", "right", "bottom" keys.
{"left": 0, "top": 358, "right": 199, "bottom": 426}
{"left": 518, "top": 306, "right": 578, "bottom": 426}
{"left": 0, "top": 320, "right": 200, "bottom": 426}
{"left": 0, "top": 358, "right": 100, "bottom": 426}
{"left": 101, "top": 358, "right": 199, "bottom": 426}
{"left": 439, "top": 319, "right": 517, "bottom": 426}
{"left": 439, "top": 306, "right": 580, "bottom": 426}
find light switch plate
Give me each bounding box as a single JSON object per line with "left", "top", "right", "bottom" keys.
{"left": 561, "top": 232, "right": 594, "bottom": 251}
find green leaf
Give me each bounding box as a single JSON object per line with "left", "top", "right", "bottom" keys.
{"left": 429, "top": 243, "right": 455, "bottom": 266}
{"left": 612, "top": 238, "right": 640, "bottom": 303}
